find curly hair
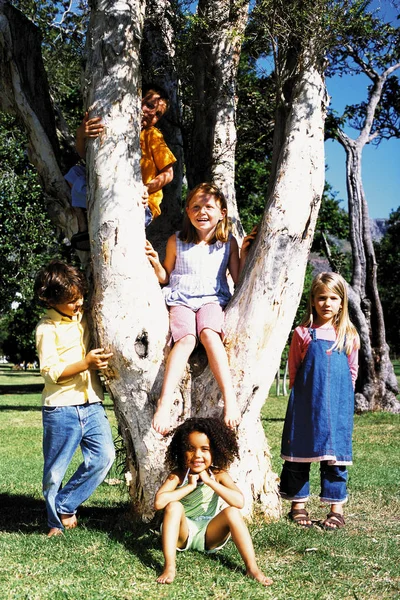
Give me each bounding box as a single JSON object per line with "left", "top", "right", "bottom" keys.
{"left": 34, "top": 259, "right": 87, "bottom": 307}
{"left": 166, "top": 417, "right": 240, "bottom": 472}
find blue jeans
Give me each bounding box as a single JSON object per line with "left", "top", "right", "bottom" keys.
{"left": 42, "top": 403, "right": 115, "bottom": 530}
{"left": 280, "top": 461, "right": 348, "bottom": 503}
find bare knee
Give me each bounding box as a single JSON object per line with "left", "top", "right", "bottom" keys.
{"left": 175, "top": 334, "right": 196, "bottom": 352}
{"left": 221, "top": 506, "right": 242, "bottom": 524}
{"left": 199, "top": 328, "right": 220, "bottom": 346}
{"left": 164, "top": 501, "right": 185, "bottom": 519}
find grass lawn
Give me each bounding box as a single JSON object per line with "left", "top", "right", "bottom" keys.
{"left": 0, "top": 365, "right": 399, "bottom": 599}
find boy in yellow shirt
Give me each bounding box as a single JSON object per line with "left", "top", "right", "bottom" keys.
{"left": 34, "top": 260, "right": 115, "bottom": 537}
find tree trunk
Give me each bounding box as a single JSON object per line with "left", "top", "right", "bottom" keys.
{"left": 84, "top": 0, "right": 328, "bottom": 519}
{"left": 0, "top": 1, "right": 79, "bottom": 237}
{"left": 337, "top": 130, "right": 399, "bottom": 412}
{"left": 185, "top": 0, "right": 249, "bottom": 237}
{"left": 219, "top": 56, "right": 327, "bottom": 512}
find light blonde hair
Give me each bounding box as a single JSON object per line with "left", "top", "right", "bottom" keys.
{"left": 179, "top": 182, "right": 230, "bottom": 244}
{"left": 301, "top": 272, "right": 360, "bottom": 354}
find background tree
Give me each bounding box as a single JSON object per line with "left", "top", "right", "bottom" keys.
{"left": 0, "top": 113, "right": 61, "bottom": 311}
{"left": 235, "top": 44, "right": 275, "bottom": 232}
{"left": 327, "top": 3, "right": 400, "bottom": 412}
{"left": 375, "top": 207, "right": 400, "bottom": 355}
{"left": 140, "top": 0, "right": 184, "bottom": 242}
{"left": 180, "top": 0, "right": 250, "bottom": 237}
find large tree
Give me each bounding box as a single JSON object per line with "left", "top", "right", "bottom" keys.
{"left": 375, "top": 207, "right": 400, "bottom": 355}
{"left": 327, "top": 4, "right": 400, "bottom": 412}
{"left": 1, "top": 0, "right": 329, "bottom": 518}
{"left": 82, "top": 0, "right": 328, "bottom": 518}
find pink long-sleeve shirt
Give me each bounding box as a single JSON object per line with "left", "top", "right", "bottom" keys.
{"left": 288, "top": 325, "right": 359, "bottom": 389}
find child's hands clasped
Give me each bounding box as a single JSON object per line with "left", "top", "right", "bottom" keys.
{"left": 197, "top": 469, "right": 212, "bottom": 485}
{"left": 187, "top": 473, "right": 199, "bottom": 488}
{"left": 85, "top": 348, "right": 113, "bottom": 370}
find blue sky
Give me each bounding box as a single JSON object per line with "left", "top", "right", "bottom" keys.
{"left": 325, "top": 1, "right": 399, "bottom": 220}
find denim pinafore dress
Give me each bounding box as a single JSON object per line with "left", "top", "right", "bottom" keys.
{"left": 281, "top": 328, "right": 354, "bottom": 465}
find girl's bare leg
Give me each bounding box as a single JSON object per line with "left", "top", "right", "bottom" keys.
{"left": 153, "top": 335, "right": 196, "bottom": 435}
{"left": 199, "top": 329, "right": 240, "bottom": 428}
{"left": 205, "top": 507, "right": 273, "bottom": 586}
{"left": 157, "top": 501, "right": 189, "bottom": 584}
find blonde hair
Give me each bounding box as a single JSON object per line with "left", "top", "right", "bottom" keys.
{"left": 301, "top": 272, "right": 360, "bottom": 354}
{"left": 179, "top": 183, "right": 231, "bottom": 244}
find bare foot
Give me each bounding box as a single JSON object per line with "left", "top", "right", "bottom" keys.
{"left": 152, "top": 400, "right": 172, "bottom": 436}
{"left": 59, "top": 513, "right": 78, "bottom": 529}
{"left": 223, "top": 399, "right": 241, "bottom": 429}
{"left": 156, "top": 566, "right": 176, "bottom": 584}
{"left": 47, "top": 527, "right": 63, "bottom": 538}
{"left": 246, "top": 568, "right": 273, "bottom": 586}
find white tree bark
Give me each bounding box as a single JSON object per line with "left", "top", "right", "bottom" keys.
{"left": 84, "top": 0, "right": 327, "bottom": 518}
{"left": 219, "top": 61, "right": 327, "bottom": 513}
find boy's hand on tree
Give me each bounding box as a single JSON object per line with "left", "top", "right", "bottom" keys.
{"left": 85, "top": 348, "right": 113, "bottom": 370}
{"left": 82, "top": 112, "right": 105, "bottom": 138}
{"left": 76, "top": 112, "right": 105, "bottom": 157}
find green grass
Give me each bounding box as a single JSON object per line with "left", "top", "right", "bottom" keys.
{"left": 0, "top": 366, "right": 399, "bottom": 599}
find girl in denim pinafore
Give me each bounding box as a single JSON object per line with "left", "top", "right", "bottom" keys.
{"left": 280, "top": 273, "right": 359, "bottom": 530}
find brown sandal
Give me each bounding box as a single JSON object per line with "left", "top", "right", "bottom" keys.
{"left": 321, "top": 511, "right": 345, "bottom": 530}
{"left": 288, "top": 508, "right": 312, "bottom": 528}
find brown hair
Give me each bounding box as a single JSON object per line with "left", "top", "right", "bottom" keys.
{"left": 179, "top": 183, "right": 230, "bottom": 244}
{"left": 34, "top": 259, "right": 87, "bottom": 307}
{"left": 301, "top": 272, "right": 360, "bottom": 354}
{"left": 142, "top": 86, "right": 170, "bottom": 118}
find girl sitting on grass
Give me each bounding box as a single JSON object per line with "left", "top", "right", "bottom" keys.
{"left": 154, "top": 417, "right": 273, "bottom": 586}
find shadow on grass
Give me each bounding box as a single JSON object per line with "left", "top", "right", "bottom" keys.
{"left": 0, "top": 403, "right": 42, "bottom": 410}
{"left": 0, "top": 492, "right": 163, "bottom": 571}
{"left": 0, "top": 372, "right": 41, "bottom": 378}
{"left": 0, "top": 492, "right": 245, "bottom": 574}
{"left": 0, "top": 385, "right": 44, "bottom": 394}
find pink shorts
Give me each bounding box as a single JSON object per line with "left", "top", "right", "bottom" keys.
{"left": 169, "top": 303, "right": 225, "bottom": 342}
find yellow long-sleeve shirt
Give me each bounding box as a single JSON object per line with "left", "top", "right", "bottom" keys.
{"left": 35, "top": 309, "right": 104, "bottom": 406}
{"left": 140, "top": 126, "right": 176, "bottom": 218}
